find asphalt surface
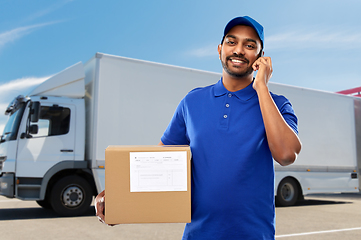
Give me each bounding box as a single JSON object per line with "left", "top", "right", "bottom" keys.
{"left": 1, "top": 193, "right": 361, "bottom": 239}
{"left": 275, "top": 193, "right": 361, "bottom": 239}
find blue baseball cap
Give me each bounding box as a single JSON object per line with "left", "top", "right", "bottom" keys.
{"left": 222, "top": 16, "right": 264, "bottom": 48}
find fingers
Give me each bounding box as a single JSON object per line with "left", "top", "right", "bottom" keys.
{"left": 95, "top": 196, "right": 105, "bottom": 214}
{"left": 95, "top": 191, "right": 118, "bottom": 227}
{"left": 252, "top": 57, "right": 273, "bottom": 91}
{"left": 253, "top": 56, "right": 272, "bottom": 72}
{"left": 95, "top": 190, "right": 108, "bottom": 224}
{"left": 94, "top": 190, "right": 116, "bottom": 226}
{"left": 262, "top": 57, "right": 272, "bottom": 73}
{"left": 97, "top": 215, "right": 114, "bottom": 226}
{"left": 98, "top": 215, "right": 105, "bottom": 224}
{"left": 95, "top": 197, "right": 105, "bottom": 218}
{"left": 253, "top": 57, "right": 273, "bottom": 80}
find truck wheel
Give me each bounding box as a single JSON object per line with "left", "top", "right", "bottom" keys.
{"left": 276, "top": 178, "right": 299, "bottom": 207}
{"left": 50, "top": 175, "right": 93, "bottom": 216}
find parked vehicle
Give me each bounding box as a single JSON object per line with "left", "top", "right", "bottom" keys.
{"left": 270, "top": 83, "right": 361, "bottom": 206}
{"left": 0, "top": 53, "right": 220, "bottom": 216}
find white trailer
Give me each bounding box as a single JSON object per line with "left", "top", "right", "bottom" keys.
{"left": 0, "top": 53, "right": 359, "bottom": 216}
{"left": 270, "top": 83, "right": 361, "bottom": 206}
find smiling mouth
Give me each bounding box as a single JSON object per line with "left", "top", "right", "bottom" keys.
{"left": 230, "top": 59, "right": 247, "bottom": 64}
{"left": 227, "top": 56, "right": 249, "bottom": 65}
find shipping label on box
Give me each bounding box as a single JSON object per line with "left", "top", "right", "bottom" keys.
{"left": 129, "top": 151, "right": 188, "bottom": 192}
{"left": 105, "top": 145, "right": 191, "bottom": 225}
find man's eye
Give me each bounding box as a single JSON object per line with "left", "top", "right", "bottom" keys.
{"left": 246, "top": 44, "right": 255, "bottom": 49}
{"left": 227, "top": 41, "right": 236, "bottom": 45}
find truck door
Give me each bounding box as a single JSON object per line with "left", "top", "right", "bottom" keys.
{"left": 16, "top": 103, "right": 76, "bottom": 178}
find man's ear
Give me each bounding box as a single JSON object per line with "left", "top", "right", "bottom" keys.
{"left": 218, "top": 44, "right": 222, "bottom": 59}
{"left": 258, "top": 50, "right": 264, "bottom": 58}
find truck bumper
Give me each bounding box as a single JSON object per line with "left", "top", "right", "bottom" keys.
{"left": 0, "top": 173, "right": 15, "bottom": 197}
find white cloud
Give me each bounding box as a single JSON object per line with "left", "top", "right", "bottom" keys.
{"left": 24, "top": 0, "right": 75, "bottom": 22}
{"left": 184, "top": 44, "right": 219, "bottom": 58}
{"left": 0, "top": 0, "right": 73, "bottom": 50}
{"left": 266, "top": 29, "right": 361, "bottom": 50}
{"left": 0, "top": 22, "right": 59, "bottom": 50}
{"left": 0, "top": 76, "right": 49, "bottom": 96}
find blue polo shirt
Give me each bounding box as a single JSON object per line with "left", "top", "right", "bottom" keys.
{"left": 161, "top": 79, "right": 298, "bottom": 240}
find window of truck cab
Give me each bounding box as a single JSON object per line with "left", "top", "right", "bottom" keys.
{"left": 2, "top": 102, "right": 26, "bottom": 141}
{"left": 30, "top": 106, "right": 71, "bottom": 138}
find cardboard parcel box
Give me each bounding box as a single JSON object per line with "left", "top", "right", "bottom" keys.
{"left": 105, "top": 145, "right": 191, "bottom": 224}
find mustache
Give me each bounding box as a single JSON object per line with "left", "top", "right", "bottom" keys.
{"left": 226, "top": 54, "right": 249, "bottom": 64}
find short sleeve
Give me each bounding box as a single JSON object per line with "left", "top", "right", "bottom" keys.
{"left": 161, "top": 98, "right": 190, "bottom": 145}
{"left": 272, "top": 94, "right": 299, "bottom": 135}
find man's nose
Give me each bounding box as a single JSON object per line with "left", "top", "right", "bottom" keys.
{"left": 233, "top": 46, "right": 244, "bottom": 56}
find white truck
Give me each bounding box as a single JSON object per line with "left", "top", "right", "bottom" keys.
{"left": 0, "top": 53, "right": 220, "bottom": 216}
{"left": 0, "top": 53, "right": 359, "bottom": 216}
{"left": 269, "top": 83, "right": 361, "bottom": 206}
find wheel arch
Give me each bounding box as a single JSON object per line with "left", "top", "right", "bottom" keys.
{"left": 40, "top": 161, "right": 97, "bottom": 200}
{"left": 276, "top": 175, "right": 303, "bottom": 200}
{"left": 276, "top": 176, "right": 304, "bottom": 207}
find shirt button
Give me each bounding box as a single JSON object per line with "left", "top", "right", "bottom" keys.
{"left": 223, "top": 115, "right": 228, "bottom": 118}
{"left": 228, "top": 93, "right": 232, "bottom": 97}
{"left": 225, "top": 104, "right": 230, "bottom": 108}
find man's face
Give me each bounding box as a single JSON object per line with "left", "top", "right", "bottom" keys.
{"left": 218, "top": 25, "right": 262, "bottom": 78}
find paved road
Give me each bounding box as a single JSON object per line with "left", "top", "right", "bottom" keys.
{"left": 275, "top": 193, "right": 361, "bottom": 240}
{"left": 1, "top": 193, "right": 361, "bottom": 239}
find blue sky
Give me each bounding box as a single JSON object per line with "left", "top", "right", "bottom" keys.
{"left": 0, "top": 0, "right": 360, "bottom": 131}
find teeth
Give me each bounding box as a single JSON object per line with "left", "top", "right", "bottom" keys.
{"left": 231, "top": 59, "right": 244, "bottom": 63}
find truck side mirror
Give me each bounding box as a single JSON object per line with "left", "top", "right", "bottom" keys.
{"left": 30, "top": 101, "right": 40, "bottom": 123}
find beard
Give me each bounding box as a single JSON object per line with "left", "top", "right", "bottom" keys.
{"left": 220, "top": 52, "right": 254, "bottom": 78}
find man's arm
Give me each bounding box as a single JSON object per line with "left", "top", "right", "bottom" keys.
{"left": 252, "top": 57, "right": 302, "bottom": 166}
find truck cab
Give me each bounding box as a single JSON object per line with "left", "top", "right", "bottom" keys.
{"left": 0, "top": 63, "right": 96, "bottom": 216}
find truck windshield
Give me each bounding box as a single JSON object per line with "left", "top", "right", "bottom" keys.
{"left": 2, "top": 102, "right": 26, "bottom": 142}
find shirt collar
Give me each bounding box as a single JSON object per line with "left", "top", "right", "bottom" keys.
{"left": 213, "top": 78, "right": 257, "bottom": 101}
